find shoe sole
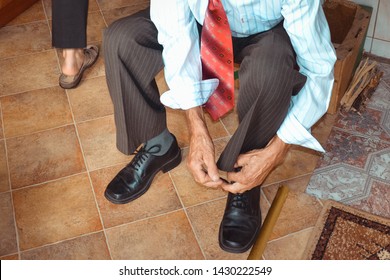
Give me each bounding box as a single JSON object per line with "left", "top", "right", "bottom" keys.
{"left": 218, "top": 216, "right": 262, "bottom": 254}
{"left": 104, "top": 148, "right": 182, "bottom": 204}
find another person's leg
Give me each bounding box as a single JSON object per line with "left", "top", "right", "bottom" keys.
{"left": 103, "top": 9, "right": 181, "bottom": 204}
{"left": 52, "top": 0, "right": 98, "bottom": 88}
{"left": 217, "top": 23, "right": 307, "bottom": 253}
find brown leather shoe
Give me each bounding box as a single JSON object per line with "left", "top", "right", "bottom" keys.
{"left": 59, "top": 45, "right": 99, "bottom": 89}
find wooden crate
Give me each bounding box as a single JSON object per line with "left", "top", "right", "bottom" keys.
{"left": 324, "top": 0, "right": 372, "bottom": 114}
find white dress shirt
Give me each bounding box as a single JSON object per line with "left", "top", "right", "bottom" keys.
{"left": 150, "top": 0, "right": 337, "bottom": 152}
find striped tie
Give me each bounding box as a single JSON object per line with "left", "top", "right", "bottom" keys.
{"left": 201, "top": 0, "right": 234, "bottom": 121}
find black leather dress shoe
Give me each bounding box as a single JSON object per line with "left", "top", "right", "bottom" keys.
{"left": 219, "top": 186, "right": 262, "bottom": 253}
{"left": 104, "top": 135, "right": 181, "bottom": 204}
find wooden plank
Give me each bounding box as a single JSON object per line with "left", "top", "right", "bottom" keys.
{"left": 325, "top": 0, "right": 372, "bottom": 114}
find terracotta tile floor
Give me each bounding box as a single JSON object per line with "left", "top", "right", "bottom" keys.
{"left": 0, "top": 0, "right": 385, "bottom": 260}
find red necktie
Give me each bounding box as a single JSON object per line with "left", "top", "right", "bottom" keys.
{"left": 201, "top": 0, "right": 234, "bottom": 121}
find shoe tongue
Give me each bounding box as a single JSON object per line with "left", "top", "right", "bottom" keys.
{"left": 231, "top": 195, "right": 247, "bottom": 209}
{"left": 128, "top": 144, "right": 162, "bottom": 172}
{"left": 232, "top": 201, "right": 246, "bottom": 209}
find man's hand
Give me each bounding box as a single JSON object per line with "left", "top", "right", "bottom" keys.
{"left": 186, "top": 107, "right": 223, "bottom": 188}
{"left": 222, "top": 135, "right": 290, "bottom": 193}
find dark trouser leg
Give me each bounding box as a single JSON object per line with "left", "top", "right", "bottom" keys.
{"left": 217, "top": 23, "right": 307, "bottom": 253}
{"left": 217, "top": 23, "right": 307, "bottom": 172}
{"left": 103, "top": 9, "right": 181, "bottom": 205}
{"left": 52, "top": 0, "right": 89, "bottom": 48}
{"left": 103, "top": 8, "right": 166, "bottom": 155}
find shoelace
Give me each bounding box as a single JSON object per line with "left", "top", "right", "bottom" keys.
{"left": 231, "top": 193, "right": 249, "bottom": 210}
{"left": 128, "top": 144, "right": 162, "bottom": 171}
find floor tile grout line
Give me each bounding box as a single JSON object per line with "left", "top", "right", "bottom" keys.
{"left": 1, "top": 113, "right": 114, "bottom": 143}
{"left": 268, "top": 226, "right": 314, "bottom": 244}
{"left": 0, "top": 79, "right": 59, "bottom": 99}
{"left": 0, "top": 72, "right": 106, "bottom": 99}
{"left": 212, "top": 135, "right": 232, "bottom": 144}
{"left": 87, "top": 159, "right": 132, "bottom": 174}
{"left": 316, "top": 197, "right": 325, "bottom": 207}
{"left": 43, "top": 0, "right": 58, "bottom": 73}
{"left": 86, "top": 172, "right": 114, "bottom": 261}
{"left": 179, "top": 176, "right": 322, "bottom": 213}
{"left": 0, "top": 50, "right": 60, "bottom": 97}
{"left": 219, "top": 118, "right": 232, "bottom": 137}
{"left": 41, "top": 0, "right": 49, "bottom": 22}
{"left": 49, "top": 22, "right": 113, "bottom": 257}
{"left": 73, "top": 113, "right": 114, "bottom": 126}
{"left": 9, "top": 171, "right": 89, "bottom": 193}
{"left": 5, "top": 158, "right": 128, "bottom": 194}
{"left": 82, "top": 158, "right": 129, "bottom": 174}
{"left": 6, "top": 0, "right": 48, "bottom": 29}
{"left": 2, "top": 122, "right": 74, "bottom": 141}
{"left": 95, "top": 0, "right": 109, "bottom": 28}
{"left": 96, "top": 2, "right": 149, "bottom": 13}
{"left": 0, "top": 19, "right": 52, "bottom": 61}
{"left": 1, "top": 16, "right": 107, "bottom": 87}
{"left": 0, "top": 0, "right": 53, "bottom": 63}
{"left": 16, "top": 229, "right": 108, "bottom": 257}
{"left": 18, "top": 161, "right": 147, "bottom": 193}
{"left": 167, "top": 171, "right": 208, "bottom": 260}
{"left": 62, "top": 81, "right": 114, "bottom": 260}
{"left": 0, "top": 101, "right": 21, "bottom": 259}
{"left": 177, "top": 190, "right": 273, "bottom": 260}
{"left": 260, "top": 188, "right": 271, "bottom": 208}
{"left": 2, "top": 18, "right": 48, "bottom": 29}
{"left": 0, "top": 252, "right": 19, "bottom": 259}
{"left": 261, "top": 172, "right": 315, "bottom": 190}
{"left": 265, "top": 226, "right": 314, "bottom": 249}
{"left": 184, "top": 195, "right": 227, "bottom": 211}
{"left": 0, "top": 48, "right": 59, "bottom": 65}
{"left": 103, "top": 208, "right": 185, "bottom": 233}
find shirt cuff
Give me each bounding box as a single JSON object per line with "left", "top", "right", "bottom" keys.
{"left": 277, "top": 108, "right": 325, "bottom": 153}
{"left": 160, "top": 78, "right": 219, "bottom": 110}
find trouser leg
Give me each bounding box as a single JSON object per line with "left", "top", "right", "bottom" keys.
{"left": 217, "top": 23, "right": 307, "bottom": 172}
{"left": 103, "top": 8, "right": 166, "bottom": 155}
{"left": 52, "top": 0, "right": 89, "bottom": 48}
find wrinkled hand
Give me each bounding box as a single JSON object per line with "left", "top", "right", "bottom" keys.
{"left": 222, "top": 135, "right": 290, "bottom": 194}
{"left": 186, "top": 107, "right": 223, "bottom": 188}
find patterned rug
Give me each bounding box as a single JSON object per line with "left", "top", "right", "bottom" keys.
{"left": 306, "top": 61, "right": 390, "bottom": 219}
{"left": 302, "top": 200, "right": 390, "bottom": 260}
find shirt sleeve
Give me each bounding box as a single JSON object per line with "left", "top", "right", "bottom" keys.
{"left": 150, "top": 0, "right": 219, "bottom": 110}
{"left": 278, "top": 0, "right": 337, "bottom": 152}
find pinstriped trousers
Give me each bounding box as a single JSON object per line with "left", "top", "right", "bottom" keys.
{"left": 103, "top": 8, "right": 306, "bottom": 172}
